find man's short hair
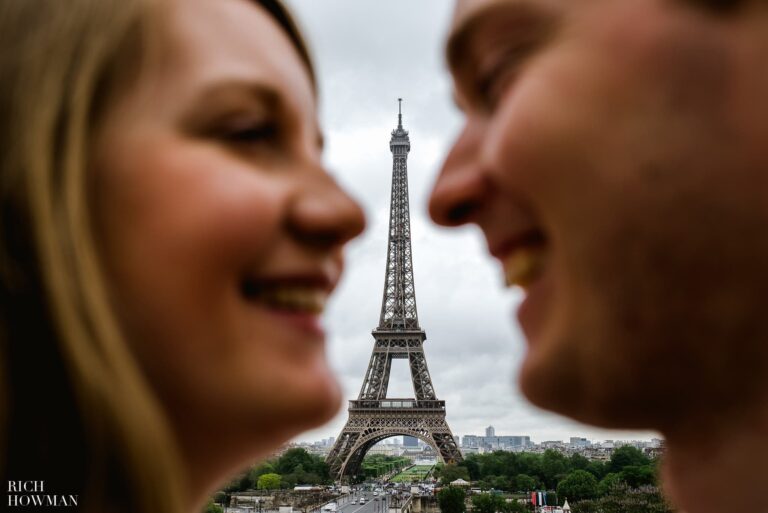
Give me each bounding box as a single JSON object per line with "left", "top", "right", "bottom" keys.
{"left": 684, "top": 0, "right": 745, "bottom": 14}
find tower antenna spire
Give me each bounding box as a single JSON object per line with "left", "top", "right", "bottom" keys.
{"left": 398, "top": 97, "right": 403, "bottom": 128}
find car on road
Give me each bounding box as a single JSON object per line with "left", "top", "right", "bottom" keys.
{"left": 359, "top": 498, "right": 366, "bottom": 505}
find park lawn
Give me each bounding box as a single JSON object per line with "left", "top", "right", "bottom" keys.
{"left": 390, "top": 465, "right": 434, "bottom": 483}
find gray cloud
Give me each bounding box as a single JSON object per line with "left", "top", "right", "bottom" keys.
{"left": 284, "top": 0, "right": 656, "bottom": 444}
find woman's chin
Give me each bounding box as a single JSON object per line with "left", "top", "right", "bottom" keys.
{"left": 270, "top": 364, "right": 342, "bottom": 431}
{"left": 300, "top": 369, "right": 342, "bottom": 426}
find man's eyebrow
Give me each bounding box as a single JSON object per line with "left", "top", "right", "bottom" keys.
{"left": 446, "top": 1, "right": 558, "bottom": 75}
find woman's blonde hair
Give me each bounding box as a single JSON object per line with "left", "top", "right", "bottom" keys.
{"left": 0, "top": 0, "right": 314, "bottom": 512}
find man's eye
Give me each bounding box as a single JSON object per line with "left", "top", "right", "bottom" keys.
{"left": 475, "top": 43, "right": 534, "bottom": 111}
{"left": 477, "top": 60, "right": 519, "bottom": 111}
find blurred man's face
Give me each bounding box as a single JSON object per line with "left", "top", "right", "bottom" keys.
{"left": 430, "top": 0, "right": 768, "bottom": 433}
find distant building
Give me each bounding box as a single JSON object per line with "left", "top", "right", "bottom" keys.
{"left": 569, "top": 437, "right": 591, "bottom": 448}
{"left": 367, "top": 444, "right": 402, "bottom": 456}
{"left": 403, "top": 436, "right": 419, "bottom": 447}
{"left": 485, "top": 426, "right": 495, "bottom": 437}
{"left": 462, "top": 433, "right": 531, "bottom": 450}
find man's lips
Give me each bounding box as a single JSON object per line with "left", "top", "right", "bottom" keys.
{"left": 490, "top": 230, "right": 548, "bottom": 289}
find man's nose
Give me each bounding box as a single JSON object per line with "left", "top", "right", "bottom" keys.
{"left": 429, "top": 124, "right": 489, "bottom": 227}
{"left": 288, "top": 168, "right": 366, "bottom": 251}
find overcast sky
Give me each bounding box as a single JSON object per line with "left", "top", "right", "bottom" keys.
{"left": 283, "top": 0, "right": 656, "bottom": 445}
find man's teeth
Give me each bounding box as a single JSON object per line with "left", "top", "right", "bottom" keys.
{"left": 503, "top": 246, "right": 547, "bottom": 288}
{"left": 253, "top": 287, "right": 328, "bottom": 313}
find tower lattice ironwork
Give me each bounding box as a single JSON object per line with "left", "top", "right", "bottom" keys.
{"left": 326, "top": 100, "right": 462, "bottom": 479}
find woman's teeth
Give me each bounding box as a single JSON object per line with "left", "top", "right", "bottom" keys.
{"left": 244, "top": 283, "right": 328, "bottom": 314}
{"left": 503, "top": 246, "right": 547, "bottom": 289}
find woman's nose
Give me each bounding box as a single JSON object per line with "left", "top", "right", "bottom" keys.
{"left": 287, "top": 170, "right": 366, "bottom": 251}
{"left": 429, "top": 125, "right": 488, "bottom": 227}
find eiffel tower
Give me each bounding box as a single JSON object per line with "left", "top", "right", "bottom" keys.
{"left": 326, "top": 100, "right": 463, "bottom": 480}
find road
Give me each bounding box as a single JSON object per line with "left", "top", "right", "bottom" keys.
{"left": 336, "top": 492, "right": 392, "bottom": 513}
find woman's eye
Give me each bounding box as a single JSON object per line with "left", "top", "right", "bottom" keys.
{"left": 223, "top": 121, "right": 279, "bottom": 145}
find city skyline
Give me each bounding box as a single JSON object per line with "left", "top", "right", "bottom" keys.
{"left": 301, "top": 432, "right": 660, "bottom": 448}
{"left": 283, "top": 0, "right": 658, "bottom": 446}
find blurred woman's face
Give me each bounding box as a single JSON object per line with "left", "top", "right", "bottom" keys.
{"left": 93, "top": 0, "right": 364, "bottom": 458}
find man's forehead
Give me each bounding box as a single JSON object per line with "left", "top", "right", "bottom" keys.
{"left": 450, "top": 0, "right": 570, "bottom": 41}
{"left": 447, "top": 0, "right": 564, "bottom": 77}
{"left": 452, "top": 0, "right": 549, "bottom": 28}
{"left": 452, "top": 0, "right": 499, "bottom": 24}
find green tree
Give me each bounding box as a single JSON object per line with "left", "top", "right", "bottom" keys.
{"left": 257, "top": 473, "right": 281, "bottom": 490}
{"left": 556, "top": 470, "right": 598, "bottom": 503}
{"left": 203, "top": 500, "right": 224, "bottom": 513}
{"left": 569, "top": 454, "right": 590, "bottom": 471}
{"left": 516, "top": 452, "right": 542, "bottom": 480}
{"left": 276, "top": 448, "right": 313, "bottom": 473}
{"left": 471, "top": 493, "right": 508, "bottom": 513}
{"left": 222, "top": 471, "right": 249, "bottom": 493}
{"left": 281, "top": 473, "right": 298, "bottom": 488}
{"left": 620, "top": 465, "right": 655, "bottom": 488}
{"left": 597, "top": 473, "right": 624, "bottom": 496}
{"left": 512, "top": 473, "right": 537, "bottom": 492}
{"left": 541, "top": 450, "right": 568, "bottom": 488}
{"left": 607, "top": 446, "right": 649, "bottom": 474}
{"left": 506, "top": 500, "right": 528, "bottom": 513}
{"left": 585, "top": 460, "right": 607, "bottom": 480}
{"left": 275, "top": 447, "right": 331, "bottom": 480}
{"left": 570, "top": 501, "right": 598, "bottom": 513}
{"left": 437, "top": 486, "right": 467, "bottom": 513}
{"left": 490, "top": 475, "right": 510, "bottom": 491}
{"left": 252, "top": 461, "right": 275, "bottom": 476}
{"left": 462, "top": 457, "right": 481, "bottom": 480}
{"left": 293, "top": 463, "right": 306, "bottom": 478}
{"left": 573, "top": 484, "right": 672, "bottom": 513}
{"left": 272, "top": 448, "right": 331, "bottom": 484}
{"left": 477, "top": 478, "right": 494, "bottom": 491}
{"left": 439, "top": 463, "right": 471, "bottom": 485}
{"left": 480, "top": 452, "right": 509, "bottom": 478}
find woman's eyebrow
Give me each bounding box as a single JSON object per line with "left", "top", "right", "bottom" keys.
{"left": 193, "top": 79, "right": 281, "bottom": 106}
{"left": 180, "top": 79, "right": 282, "bottom": 126}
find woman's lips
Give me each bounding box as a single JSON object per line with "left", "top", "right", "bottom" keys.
{"left": 240, "top": 279, "right": 330, "bottom": 337}
{"left": 241, "top": 281, "right": 329, "bottom": 313}
{"left": 263, "top": 308, "right": 326, "bottom": 338}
